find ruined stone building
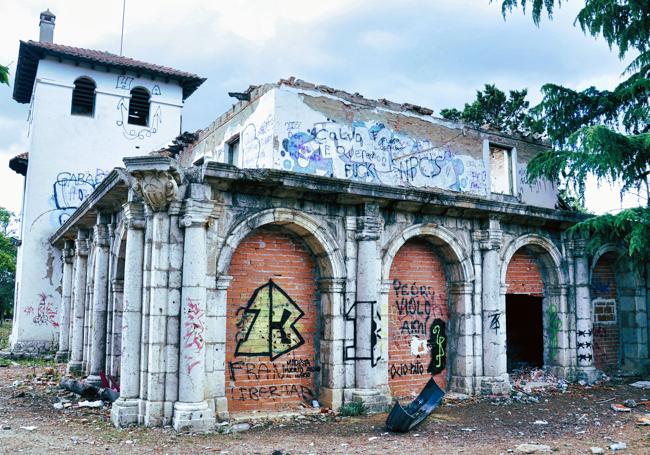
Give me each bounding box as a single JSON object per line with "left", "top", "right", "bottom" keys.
{"left": 9, "top": 11, "right": 649, "bottom": 432}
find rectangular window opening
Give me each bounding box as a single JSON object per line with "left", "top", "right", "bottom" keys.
{"left": 226, "top": 135, "right": 240, "bottom": 166}
{"left": 490, "top": 144, "right": 514, "bottom": 195}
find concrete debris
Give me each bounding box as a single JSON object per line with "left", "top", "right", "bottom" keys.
{"left": 77, "top": 400, "right": 103, "bottom": 408}
{"left": 610, "top": 404, "right": 631, "bottom": 412}
{"left": 623, "top": 399, "right": 637, "bottom": 408}
{"left": 20, "top": 426, "right": 38, "bottom": 431}
{"left": 589, "top": 447, "right": 604, "bottom": 454}
{"left": 228, "top": 423, "right": 251, "bottom": 433}
{"left": 514, "top": 443, "right": 552, "bottom": 453}
{"left": 53, "top": 402, "right": 64, "bottom": 410}
{"left": 532, "top": 420, "right": 548, "bottom": 425}
{"left": 636, "top": 415, "right": 650, "bottom": 426}
{"left": 608, "top": 442, "right": 627, "bottom": 451}
{"left": 630, "top": 381, "right": 650, "bottom": 389}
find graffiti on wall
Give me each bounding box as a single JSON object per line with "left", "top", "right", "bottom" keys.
{"left": 241, "top": 115, "right": 273, "bottom": 168}
{"left": 235, "top": 280, "right": 305, "bottom": 360}
{"left": 489, "top": 311, "right": 501, "bottom": 334}
{"left": 182, "top": 298, "right": 205, "bottom": 374}
{"left": 279, "top": 119, "right": 487, "bottom": 193}
{"left": 343, "top": 300, "right": 382, "bottom": 367}
{"left": 546, "top": 304, "right": 562, "bottom": 361}
{"left": 50, "top": 169, "right": 108, "bottom": 226}
{"left": 393, "top": 279, "right": 447, "bottom": 337}
{"left": 116, "top": 98, "right": 162, "bottom": 141}
{"left": 427, "top": 318, "right": 447, "bottom": 375}
{"left": 32, "top": 293, "right": 59, "bottom": 327}
{"left": 576, "top": 327, "right": 594, "bottom": 364}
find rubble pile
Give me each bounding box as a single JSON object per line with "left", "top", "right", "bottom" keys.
{"left": 509, "top": 368, "right": 568, "bottom": 403}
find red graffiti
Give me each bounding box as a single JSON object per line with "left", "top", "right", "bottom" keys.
{"left": 183, "top": 298, "right": 205, "bottom": 374}
{"left": 24, "top": 306, "right": 34, "bottom": 315}
{"left": 33, "top": 293, "right": 59, "bottom": 327}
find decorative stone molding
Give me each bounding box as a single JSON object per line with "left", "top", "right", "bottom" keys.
{"left": 63, "top": 240, "right": 75, "bottom": 264}
{"left": 318, "top": 277, "right": 345, "bottom": 293}
{"left": 473, "top": 229, "right": 502, "bottom": 251}
{"left": 131, "top": 170, "right": 179, "bottom": 212}
{"left": 355, "top": 216, "right": 382, "bottom": 241}
{"left": 215, "top": 275, "right": 233, "bottom": 291}
{"left": 93, "top": 223, "right": 110, "bottom": 247}
{"left": 573, "top": 238, "right": 588, "bottom": 258}
{"left": 75, "top": 237, "right": 90, "bottom": 257}
{"left": 111, "top": 279, "right": 124, "bottom": 294}
{"left": 122, "top": 201, "right": 146, "bottom": 230}
{"left": 179, "top": 198, "right": 216, "bottom": 228}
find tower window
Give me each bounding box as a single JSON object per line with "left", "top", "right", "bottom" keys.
{"left": 489, "top": 144, "right": 514, "bottom": 195}
{"left": 71, "top": 77, "right": 96, "bottom": 116}
{"left": 128, "top": 87, "right": 150, "bottom": 126}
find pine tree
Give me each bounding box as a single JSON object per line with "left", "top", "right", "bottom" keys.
{"left": 496, "top": 0, "right": 650, "bottom": 263}
{"left": 0, "top": 65, "right": 8, "bottom": 86}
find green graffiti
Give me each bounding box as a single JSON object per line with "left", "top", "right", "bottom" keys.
{"left": 547, "top": 304, "right": 562, "bottom": 361}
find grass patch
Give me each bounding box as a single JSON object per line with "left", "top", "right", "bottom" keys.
{"left": 0, "top": 320, "right": 11, "bottom": 351}
{"left": 338, "top": 401, "right": 366, "bottom": 417}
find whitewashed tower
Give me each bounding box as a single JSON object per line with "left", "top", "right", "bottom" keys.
{"left": 8, "top": 10, "right": 204, "bottom": 354}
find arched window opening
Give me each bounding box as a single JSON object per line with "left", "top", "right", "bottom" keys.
{"left": 71, "top": 77, "right": 96, "bottom": 116}
{"left": 128, "top": 87, "right": 150, "bottom": 126}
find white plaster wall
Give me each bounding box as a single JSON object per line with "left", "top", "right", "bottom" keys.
{"left": 11, "top": 57, "right": 184, "bottom": 350}
{"left": 516, "top": 162, "right": 558, "bottom": 209}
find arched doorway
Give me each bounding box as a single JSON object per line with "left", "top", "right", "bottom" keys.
{"left": 388, "top": 237, "right": 449, "bottom": 399}
{"left": 225, "top": 226, "right": 320, "bottom": 412}
{"left": 504, "top": 248, "right": 545, "bottom": 371}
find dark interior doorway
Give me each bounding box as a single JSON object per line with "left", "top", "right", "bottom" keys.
{"left": 506, "top": 294, "right": 544, "bottom": 372}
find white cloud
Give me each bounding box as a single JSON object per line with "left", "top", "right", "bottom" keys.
{"left": 358, "top": 30, "right": 406, "bottom": 51}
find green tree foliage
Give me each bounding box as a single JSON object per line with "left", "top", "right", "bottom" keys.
{"left": 0, "top": 208, "right": 16, "bottom": 324}
{"left": 495, "top": 0, "right": 650, "bottom": 263}
{"left": 0, "top": 64, "right": 8, "bottom": 86}
{"left": 440, "top": 84, "right": 544, "bottom": 136}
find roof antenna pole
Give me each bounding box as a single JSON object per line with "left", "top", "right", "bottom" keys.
{"left": 119, "top": 0, "right": 126, "bottom": 56}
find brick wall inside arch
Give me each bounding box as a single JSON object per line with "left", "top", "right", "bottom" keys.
{"left": 591, "top": 251, "right": 619, "bottom": 370}
{"left": 505, "top": 249, "right": 544, "bottom": 296}
{"left": 388, "top": 237, "right": 449, "bottom": 399}
{"left": 226, "top": 227, "right": 319, "bottom": 413}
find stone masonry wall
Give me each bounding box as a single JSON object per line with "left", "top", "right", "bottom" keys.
{"left": 226, "top": 228, "right": 320, "bottom": 412}
{"left": 388, "top": 238, "right": 448, "bottom": 399}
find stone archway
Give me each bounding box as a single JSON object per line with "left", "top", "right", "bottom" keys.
{"left": 214, "top": 209, "right": 346, "bottom": 414}
{"left": 382, "top": 224, "right": 474, "bottom": 395}
{"left": 500, "top": 235, "right": 570, "bottom": 377}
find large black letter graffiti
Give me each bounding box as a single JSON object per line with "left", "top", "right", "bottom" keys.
{"left": 343, "top": 300, "right": 382, "bottom": 367}
{"left": 235, "top": 280, "right": 305, "bottom": 360}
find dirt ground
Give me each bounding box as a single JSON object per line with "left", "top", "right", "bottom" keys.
{"left": 0, "top": 363, "right": 649, "bottom": 454}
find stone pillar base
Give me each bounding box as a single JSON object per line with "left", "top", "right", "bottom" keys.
{"left": 320, "top": 387, "right": 343, "bottom": 411}
{"left": 215, "top": 397, "right": 229, "bottom": 421}
{"left": 55, "top": 351, "right": 69, "bottom": 363}
{"left": 67, "top": 361, "right": 83, "bottom": 374}
{"left": 548, "top": 366, "right": 575, "bottom": 381}
{"left": 449, "top": 375, "right": 476, "bottom": 395}
{"left": 479, "top": 376, "right": 511, "bottom": 395}
{"left": 111, "top": 398, "right": 139, "bottom": 427}
{"left": 348, "top": 388, "right": 390, "bottom": 413}
{"left": 86, "top": 374, "right": 102, "bottom": 387}
{"left": 576, "top": 367, "right": 599, "bottom": 384}
{"left": 142, "top": 400, "right": 165, "bottom": 427}
{"left": 173, "top": 401, "right": 215, "bottom": 433}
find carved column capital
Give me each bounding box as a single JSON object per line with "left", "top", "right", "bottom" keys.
{"left": 473, "top": 229, "right": 502, "bottom": 251}
{"left": 179, "top": 199, "right": 216, "bottom": 228}
{"left": 111, "top": 279, "right": 124, "bottom": 294}
{"left": 93, "top": 218, "right": 111, "bottom": 247}
{"left": 122, "top": 201, "right": 146, "bottom": 230}
{"left": 355, "top": 216, "right": 382, "bottom": 241}
{"left": 63, "top": 240, "right": 75, "bottom": 264}
{"left": 131, "top": 170, "right": 179, "bottom": 212}
{"left": 75, "top": 238, "right": 89, "bottom": 257}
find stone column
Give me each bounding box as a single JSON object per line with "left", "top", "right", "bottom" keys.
{"left": 173, "top": 192, "right": 216, "bottom": 432}
{"left": 213, "top": 275, "right": 232, "bottom": 421}
{"left": 87, "top": 214, "right": 111, "bottom": 386}
{"left": 479, "top": 219, "right": 509, "bottom": 394}
{"left": 55, "top": 241, "right": 75, "bottom": 362}
{"left": 109, "top": 279, "right": 124, "bottom": 378}
{"left": 173, "top": 194, "right": 215, "bottom": 430}
{"left": 68, "top": 231, "right": 89, "bottom": 373}
{"left": 319, "top": 278, "right": 346, "bottom": 411}
{"left": 111, "top": 201, "right": 145, "bottom": 427}
{"left": 349, "top": 204, "right": 388, "bottom": 412}
{"left": 574, "top": 238, "right": 598, "bottom": 382}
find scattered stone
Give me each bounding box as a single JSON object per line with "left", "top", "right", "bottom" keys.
{"left": 2, "top": 425, "right": 10, "bottom": 430}
{"left": 623, "top": 399, "right": 637, "bottom": 408}
{"left": 610, "top": 404, "right": 631, "bottom": 412}
{"left": 589, "top": 447, "right": 604, "bottom": 454}
{"left": 608, "top": 442, "right": 627, "bottom": 451}
{"left": 636, "top": 415, "right": 650, "bottom": 426}
{"left": 20, "top": 426, "right": 38, "bottom": 431}
{"left": 53, "top": 402, "right": 64, "bottom": 410}
{"left": 77, "top": 400, "right": 103, "bottom": 408}
{"left": 229, "top": 423, "right": 251, "bottom": 433}
{"left": 630, "top": 381, "right": 650, "bottom": 389}
{"left": 532, "top": 420, "right": 548, "bottom": 425}
{"left": 514, "top": 443, "right": 552, "bottom": 453}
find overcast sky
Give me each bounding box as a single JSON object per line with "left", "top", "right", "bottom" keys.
{"left": 0, "top": 0, "right": 641, "bottom": 216}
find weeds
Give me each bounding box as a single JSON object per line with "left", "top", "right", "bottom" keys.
{"left": 338, "top": 401, "right": 366, "bottom": 417}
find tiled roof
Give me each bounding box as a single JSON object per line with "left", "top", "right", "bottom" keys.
{"left": 13, "top": 40, "right": 205, "bottom": 103}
